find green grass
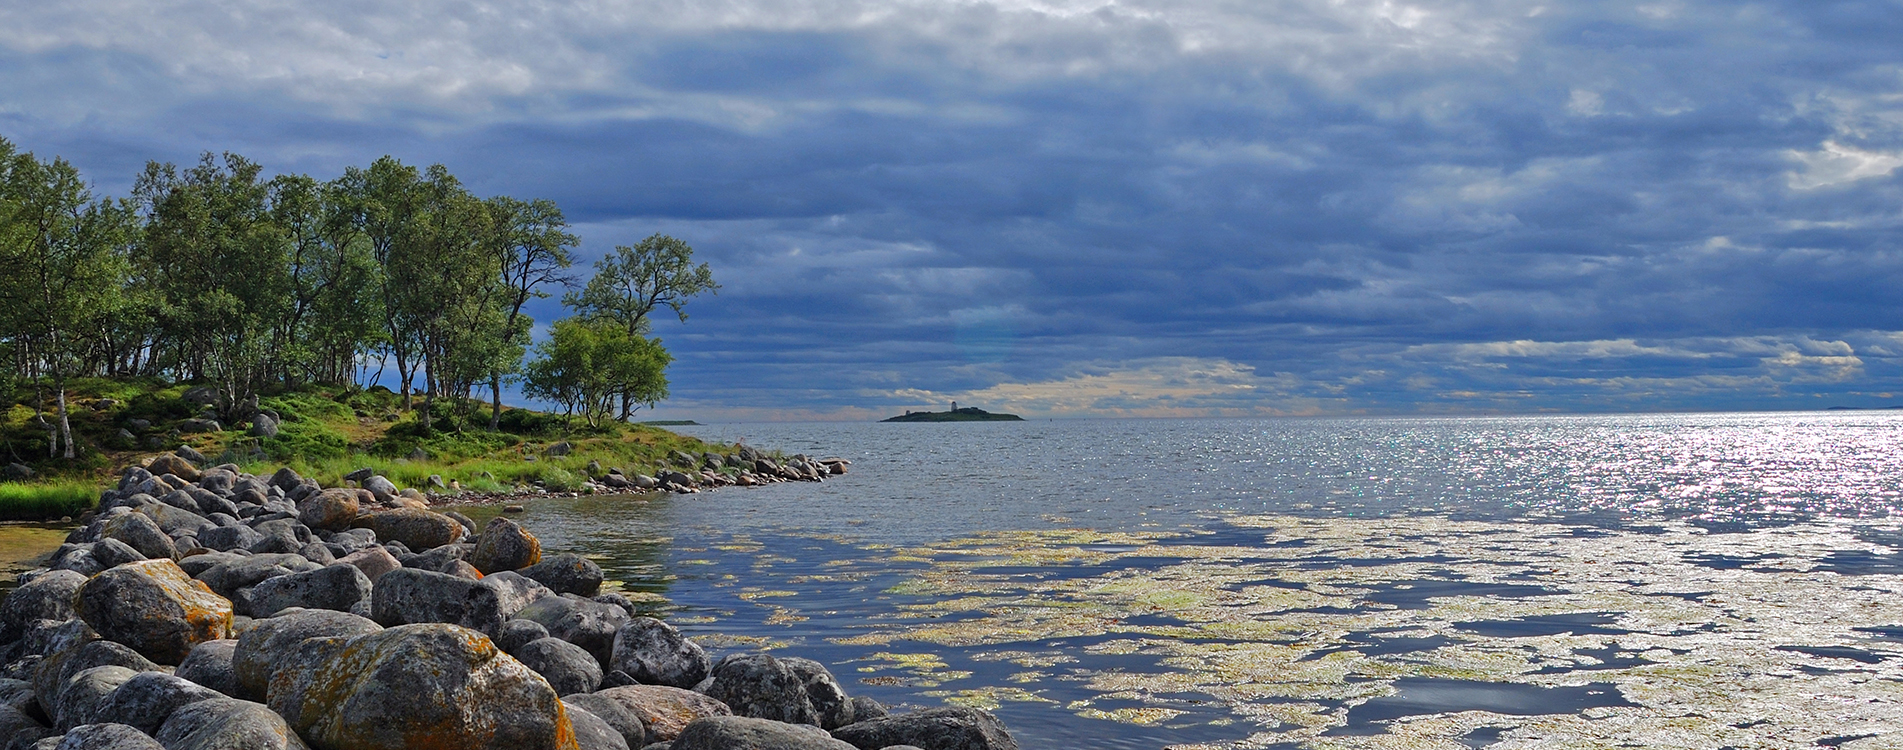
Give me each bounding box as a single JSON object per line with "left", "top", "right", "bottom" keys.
{"left": 0, "top": 481, "right": 96, "bottom": 521}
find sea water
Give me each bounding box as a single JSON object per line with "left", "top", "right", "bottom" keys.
{"left": 483, "top": 413, "right": 1903, "bottom": 748}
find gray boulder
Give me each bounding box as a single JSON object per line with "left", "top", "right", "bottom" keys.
{"left": 54, "top": 666, "right": 137, "bottom": 731}
{"left": 561, "top": 701, "right": 631, "bottom": 750}
{"left": 246, "top": 415, "right": 278, "bottom": 439}
{"left": 470, "top": 517, "right": 541, "bottom": 574}
{"left": 295, "top": 489, "right": 357, "bottom": 532}
{"left": 513, "top": 637, "right": 601, "bottom": 696}
{"left": 98, "top": 514, "right": 175, "bottom": 562}
{"left": 829, "top": 707, "right": 1019, "bottom": 750}
{"left": 513, "top": 595, "right": 630, "bottom": 669}
{"left": 361, "top": 476, "right": 398, "bottom": 504}
{"left": 783, "top": 657, "right": 853, "bottom": 730}
{"left": 518, "top": 553, "right": 604, "bottom": 597}
{"left": 34, "top": 641, "right": 157, "bottom": 714}
{"left": 847, "top": 696, "right": 887, "bottom": 724}
{"left": 333, "top": 547, "right": 400, "bottom": 583}
{"left": 231, "top": 609, "right": 381, "bottom": 701}
{"left": 587, "top": 685, "right": 731, "bottom": 743}
{"left": 242, "top": 564, "right": 372, "bottom": 618}
{"left": 495, "top": 619, "right": 550, "bottom": 655}
{"left": 176, "top": 419, "right": 220, "bottom": 435}
{"left": 75, "top": 560, "right": 231, "bottom": 665}
{"left": 562, "top": 692, "right": 646, "bottom": 749}
{"left": 353, "top": 509, "right": 462, "bottom": 551}
{"left": 137, "top": 504, "right": 213, "bottom": 539}
{"left": 194, "top": 525, "right": 262, "bottom": 553}
{"left": 89, "top": 539, "right": 145, "bottom": 570}
{"left": 96, "top": 672, "right": 222, "bottom": 734}
{"left": 369, "top": 568, "right": 505, "bottom": 634}
{"left": 481, "top": 571, "right": 553, "bottom": 620}
{"left": 0, "top": 571, "right": 87, "bottom": 642}
{"left": 192, "top": 554, "right": 311, "bottom": 599}
{"left": 49, "top": 723, "right": 163, "bottom": 750}
{"left": 700, "top": 653, "right": 818, "bottom": 726}
{"left": 675, "top": 716, "right": 856, "bottom": 750}
{"left": 609, "top": 617, "right": 709, "bottom": 690}
{"left": 173, "top": 641, "right": 239, "bottom": 698}
{"left": 153, "top": 697, "right": 309, "bottom": 750}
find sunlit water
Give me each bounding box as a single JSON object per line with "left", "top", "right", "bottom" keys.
{"left": 482, "top": 413, "right": 1903, "bottom": 748}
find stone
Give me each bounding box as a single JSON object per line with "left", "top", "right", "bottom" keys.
{"left": 519, "top": 554, "right": 604, "bottom": 597}
{"left": 562, "top": 701, "right": 631, "bottom": 750}
{"left": 513, "top": 596, "right": 631, "bottom": 669}
{"left": 98, "top": 514, "right": 176, "bottom": 562}
{"left": 369, "top": 568, "right": 506, "bottom": 634}
{"left": 176, "top": 420, "right": 221, "bottom": 435}
{"left": 333, "top": 547, "right": 400, "bottom": 583}
{"left": 173, "top": 445, "right": 208, "bottom": 466}
{"left": 353, "top": 509, "right": 462, "bottom": 551}
{"left": 296, "top": 490, "right": 357, "bottom": 532}
{"left": 232, "top": 609, "right": 381, "bottom": 702}
{"left": 153, "top": 696, "right": 309, "bottom": 750}
{"left": 54, "top": 666, "right": 137, "bottom": 731}
{"left": 246, "top": 414, "right": 278, "bottom": 439}
{"left": 674, "top": 716, "right": 857, "bottom": 750}
{"left": 342, "top": 468, "right": 374, "bottom": 483}
{"left": 496, "top": 619, "right": 551, "bottom": 654}
{"left": 609, "top": 618, "right": 709, "bottom": 690}
{"left": 134, "top": 504, "right": 214, "bottom": 539}
{"left": 700, "top": 653, "right": 818, "bottom": 726}
{"left": 425, "top": 474, "right": 446, "bottom": 490}
{"left": 443, "top": 511, "right": 477, "bottom": 534}
{"left": 144, "top": 456, "right": 199, "bottom": 483}
{"left": 782, "top": 657, "right": 853, "bottom": 730}
{"left": 480, "top": 571, "right": 554, "bottom": 620}
{"left": 90, "top": 539, "right": 146, "bottom": 569}
{"left": 406, "top": 447, "right": 428, "bottom": 461}
{"left": 265, "top": 467, "right": 302, "bottom": 491}
{"left": 35, "top": 641, "right": 155, "bottom": 719}
{"left": 846, "top": 697, "right": 887, "bottom": 724}
{"left": 546, "top": 442, "right": 573, "bottom": 457}
{"left": 75, "top": 560, "right": 231, "bottom": 665}
{"left": 242, "top": 564, "right": 373, "bottom": 618}
{"left": 361, "top": 476, "right": 398, "bottom": 504}
{"left": 561, "top": 693, "right": 646, "bottom": 749}
{"left": 194, "top": 554, "right": 315, "bottom": 599}
{"left": 49, "top": 722, "right": 164, "bottom": 750}
{"left": 0, "top": 571, "right": 87, "bottom": 642}
{"left": 828, "top": 707, "right": 1018, "bottom": 750}
{"left": 174, "top": 641, "right": 239, "bottom": 698}
{"left": 2, "top": 463, "right": 34, "bottom": 481}
{"left": 470, "top": 517, "right": 541, "bottom": 574}
{"left": 96, "top": 672, "right": 223, "bottom": 734}
{"left": 195, "top": 525, "right": 262, "bottom": 553}
{"left": 514, "top": 637, "right": 602, "bottom": 696}
{"left": 268, "top": 623, "right": 576, "bottom": 750}
{"left": 586, "top": 686, "right": 730, "bottom": 743}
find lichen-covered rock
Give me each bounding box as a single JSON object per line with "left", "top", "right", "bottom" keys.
{"left": 470, "top": 517, "right": 541, "bottom": 574}
{"left": 588, "top": 686, "right": 730, "bottom": 742}
{"left": 675, "top": 716, "right": 858, "bottom": 750}
{"left": 269, "top": 623, "right": 578, "bottom": 750}
{"left": 514, "top": 637, "right": 601, "bottom": 696}
{"left": 154, "top": 696, "right": 309, "bottom": 750}
{"left": 136, "top": 504, "right": 215, "bottom": 540}
{"left": 232, "top": 610, "right": 381, "bottom": 702}
{"left": 194, "top": 525, "right": 263, "bottom": 554}
{"left": 561, "top": 693, "right": 646, "bottom": 749}
{"left": 296, "top": 490, "right": 358, "bottom": 533}
{"left": 609, "top": 618, "right": 709, "bottom": 690}
{"left": 96, "top": 672, "right": 223, "bottom": 734}
{"left": 514, "top": 596, "right": 630, "bottom": 669}
{"left": 0, "top": 571, "right": 87, "bottom": 642}
{"left": 34, "top": 641, "right": 158, "bottom": 714}
{"left": 519, "top": 554, "right": 604, "bottom": 597}
{"left": 174, "top": 641, "right": 238, "bottom": 697}
{"left": 99, "top": 514, "right": 176, "bottom": 562}
{"left": 76, "top": 560, "right": 231, "bottom": 665}
{"left": 145, "top": 455, "right": 200, "bottom": 483}
{"left": 782, "top": 657, "right": 853, "bottom": 730}
{"left": 369, "top": 568, "right": 506, "bottom": 634}
{"left": 193, "top": 554, "right": 316, "bottom": 599}
{"left": 562, "top": 701, "right": 630, "bottom": 750}
{"left": 50, "top": 722, "right": 164, "bottom": 750}
{"left": 828, "top": 707, "right": 1019, "bottom": 750}
{"left": 332, "top": 547, "right": 399, "bottom": 583}
{"left": 242, "top": 565, "right": 372, "bottom": 618}
{"left": 700, "top": 653, "right": 818, "bottom": 726}
{"left": 353, "top": 509, "right": 462, "bottom": 551}
{"left": 91, "top": 539, "right": 146, "bottom": 569}
{"left": 54, "top": 665, "right": 137, "bottom": 731}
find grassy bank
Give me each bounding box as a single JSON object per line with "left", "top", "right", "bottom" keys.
{"left": 1, "top": 378, "right": 747, "bottom": 517}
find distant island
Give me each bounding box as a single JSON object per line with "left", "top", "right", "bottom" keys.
{"left": 639, "top": 420, "right": 703, "bottom": 425}
{"left": 882, "top": 404, "right": 1024, "bottom": 422}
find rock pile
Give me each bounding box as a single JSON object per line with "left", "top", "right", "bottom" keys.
{"left": 587, "top": 447, "right": 849, "bottom": 495}
{"left": 0, "top": 459, "right": 1015, "bottom": 750}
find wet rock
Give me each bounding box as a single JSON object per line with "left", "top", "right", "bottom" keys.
{"left": 353, "top": 508, "right": 462, "bottom": 551}
{"left": 700, "top": 653, "right": 818, "bottom": 726}
{"left": 513, "top": 595, "right": 630, "bottom": 668}
{"left": 243, "top": 565, "right": 372, "bottom": 618}
{"left": 783, "top": 657, "right": 853, "bottom": 730}
{"left": 828, "top": 707, "right": 1018, "bottom": 750}
{"left": 98, "top": 514, "right": 176, "bottom": 562}
{"left": 470, "top": 517, "right": 541, "bottom": 574}
{"left": 232, "top": 609, "right": 381, "bottom": 702}
{"left": 675, "top": 716, "right": 856, "bottom": 750}
{"left": 588, "top": 685, "right": 729, "bottom": 743}
{"left": 54, "top": 665, "right": 137, "bottom": 731}
{"left": 97, "top": 672, "right": 222, "bottom": 734}
{"left": 153, "top": 696, "right": 309, "bottom": 750}
{"left": 562, "top": 701, "right": 630, "bottom": 750}
{"left": 75, "top": 560, "right": 231, "bottom": 665}
{"left": 562, "top": 693, "right": 646, "bottom": 749}
{"left": 269, "top": 623, "right": 574, "bottom": 750}
{"left": 369, "top": 568, "right": 506, "bottom": 634}
{"left": 295, "top": 490, "right": 358, "bottom": 532}
{"left": 333, "top": 547, "right": 400, "bottom": 583}
{"left": 49, "top": 722, "right": 163, "bottom": 750}
{"left": 519, "top": 554, "right": 604, "bottom": 597}
{"left": 514, "top": 637, "right": 602, "bottom": 696}
{"left": 609, "top": 618, "right": 709, "bottom": 690}
{"left": 0, "top": 572, "right": 87, "bottom": 642}
{"left": 173, "top": 641, "right": 238, "bottom": 698}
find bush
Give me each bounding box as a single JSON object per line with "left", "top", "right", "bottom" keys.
{"left": 261, "top": 418, "right": 350, "bottom": 462}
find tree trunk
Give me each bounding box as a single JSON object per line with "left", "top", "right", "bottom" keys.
{"left": 55, "top": 378, "right": 74, "bottom": 460}
{"left": 490, "top": 375, "right": 503, "bottom": 431}
{"left": 421, "top": 350, "right": 435, "bottom": 431}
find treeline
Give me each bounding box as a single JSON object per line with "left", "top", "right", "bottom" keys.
{"left": 0, "top": 137, "right": 715, "bottom": 459}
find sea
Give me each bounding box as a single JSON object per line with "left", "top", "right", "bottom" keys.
{"left": 471, "top": 412, "right": 1903, "bottom": 749}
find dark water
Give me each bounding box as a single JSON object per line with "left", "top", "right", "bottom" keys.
{"left": 490, "top": 413, "right": 1903, "bottom": 748}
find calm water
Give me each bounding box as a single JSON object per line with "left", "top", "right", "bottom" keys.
{"left": 492, "top": 413, "right": 1903, "bottom": 748}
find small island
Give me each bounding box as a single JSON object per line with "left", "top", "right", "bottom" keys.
{"left": 882, "top": 403, "right": 1025, "bottom": 422}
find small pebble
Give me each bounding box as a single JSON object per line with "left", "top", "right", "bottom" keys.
{"left": 504, "top": 504, "right": 525, "bottom": 513}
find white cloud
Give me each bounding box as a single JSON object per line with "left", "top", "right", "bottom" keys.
{"left": 1787, "top": 141, "right": 1903, "bottom": 190}
{"left": 879, "top": 357, "right": 1325, "bottom": 417}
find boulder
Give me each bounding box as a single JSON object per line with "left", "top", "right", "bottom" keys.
{"left": 470, "top": 517, "right": 541, "bottom": 574}
{"left": 783, "top": 657, "right": 853, "bottom": 730}
{"left": 847, "top": 696, "right": 887, "bottom": 724}
{"left": 496, "top": 619, "right": 552, "bottom": 655}
{"left": 608, "top": 618, "right": 709, "bottom": 690}
{"left": 700, "top": 653, "right": 818, "bottom": 726}
{"left": 561, "top": 693, "right": 646, "bottom": 749}
{"left": 174, "top": 445, "right": 208, "bottom": 466}
{"left": 54, "top": 665, "right": 138, "bottom": 731}
{"left": 246, "top": 414, "right": 278, "bottom": 439}
{"left": 195, "top": 525, "right": 263, "bottom": 553}
{"left": 296, "top": 490, "right": 357, "bottom": 532}
{"left": 144, "top": 456, "right": 199, "bottom": 483}
{"left": 519, "top": 554, "right": 604, "bottom": 597}
{"left": 176, "top": 420, "right": 221, "bottom": 435}
{"left": 561, "top": 701, "right": 631, "bottom": 750}
{"left": 98, "top": 514, "right": 176, "bottom": 562}
{"left": 194, "top": 553, "right": 316, "bottom": 599}
{"left": 75, "top": 560, "right": 231, "bottom": 665}
{"left": 49, "top": 722, "right": 164, "bottom": 750}
{"left": 481, "top": 571, "right": 554, "bottom": 620}
{"left": 153, "top": 696, "right": 309, "bottom": 750}
{"left": 342, "top": 468, "right": 374, "bottom": 483}
{"left": 232, "top": 610, "right": 381, "bottom": 702}
{"left": 361, "top": 476, "right": 398, "bottom": 504}
{"left": 513, "top": 596, "right": 631, "bottom": 669}
{"left": 91, "top": 539, "right": 146, "bottom": 569}
{"left": 174, "top": 640, "right": 239, "bottom": 698}
{"left": 2, "top": 463, "right": 34, "bottom": 481}
{"left": 97, "top": 672, "right": 223, "bottom": 734}
{"left": 0, "top": 571, "right": 87, "bottom": 642}
{"left": 514, "top": 637, "right": 602, "bottom": 696}
{"left": 333, "top": 547, "right": 400, "bottom": 583}
{"left": 35, "top": 640, "right": 158, "bottom": 713}
{"left": 135, "top": 504, "right": 214, "bottom": 540}
{"left": 353, "top": 509, "right": 462, "bottom": 551}
{"left": 368, "top": 568, "right": 505, "bottom": 634}
{"left": 829, "top": 707, "right": 1018, "bottom": 750}
{"left": 675, "top": 716, "right": 857, "bottom": 750}
{"left": 587, "top": 685, "right": 730, "bottom": 743}
{"left": 269, "top": 623, "right": 576, "bottom": 750}
{"left": 243, "top": 565, "right": 372, "bottom": 618}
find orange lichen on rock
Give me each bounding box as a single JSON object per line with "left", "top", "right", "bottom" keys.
{"left": 76, "top": 558, "right": 232, "bottom": 665}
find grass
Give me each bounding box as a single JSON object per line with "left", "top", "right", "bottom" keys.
{"left": 0, "top": 481, "right": 96, "bottom": 521}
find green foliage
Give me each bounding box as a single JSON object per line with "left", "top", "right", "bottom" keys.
{"left": 523, "top": 318, "right": 671, "bottom": 428}
{"left": 260, "top": 418, "right": 350, "bottom": 462}
{"left": 0, "top": 481, "right": 95, "bottom": 520}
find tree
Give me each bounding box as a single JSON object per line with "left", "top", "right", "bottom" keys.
{"left": 563, "top": 234, "right": 714, "bottom": 419}
{"left": 482, "top": 196, "right": 575, "bottom": 430}
{"left": 521, "top": 317, "right": 670, "bottom": 429}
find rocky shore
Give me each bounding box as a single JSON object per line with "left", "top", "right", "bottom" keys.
{"left": 0, "top": 454, "right": 1017, "bottom": 750}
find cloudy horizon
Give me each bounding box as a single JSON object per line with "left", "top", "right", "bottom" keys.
{"left": 5, "top": 0, "right": 1901, "bottom": 421}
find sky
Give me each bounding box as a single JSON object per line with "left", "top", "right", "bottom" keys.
{"left": 3, "top": 0, "right": 1902, "bottom": 420}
